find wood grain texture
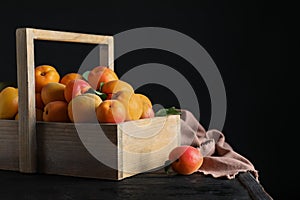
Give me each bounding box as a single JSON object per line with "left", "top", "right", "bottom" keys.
{"left": 13, "top": 27, "right": 179, "bottom": 180}
{"left": 16, "top": 28, "right": 37, "bottom": 173}
{"left": 0, "top": 120, "right": 19, "bottom": 171}
{"left": 238, "top": 172, "right": 273, "bottom": 200}
{"left": 0, "top": 170, "right": 271, "bottom": 200}
{"left": 15, "top": 27, "right": 114, "bottom": 174}
{"left": 35, "top": 115, "right": 180, "bottom": 180}
{"left": 36, "top": 122, "right": 119, "bottom": 180}
{"left": 118, "top": 115, "right": 181, "bottom": 179}
{"left": 31, "top": 28, "right": 113, "bottom": 44}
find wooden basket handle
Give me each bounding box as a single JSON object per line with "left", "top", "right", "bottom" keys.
{"left": 16, "top": 28, "right": 114, "bottom": 173}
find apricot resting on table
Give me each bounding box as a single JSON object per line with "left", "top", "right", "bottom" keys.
{"left": 168, "top": 145, "right": 203, "bottom": 175}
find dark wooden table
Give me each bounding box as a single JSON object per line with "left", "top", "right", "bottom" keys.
{"left": 0, "top": 170, "right": 272, "bottom": 200}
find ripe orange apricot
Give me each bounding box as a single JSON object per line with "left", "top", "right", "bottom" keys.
{"left": 169, "top": 145, "right": 203, "bottom": 175}
{"left": 41, "top": 82, "right": 66, "bottom": 105}
{"left": 112, "top": 91, "right": 143, "bottom": 121}
{"left": 136, "top": 93, "right": 155, "bottom": 119}
{"left": 96, "top": 99, "right": 126, "bottom": 123}
{"left": 35, "top": 93, "right": 45, "bottom": 110}
{"left": 35, "top": 65, "right": 60, "bottom": 93}
{"left": 43, "top": 101, "right": 70, "bottom": 122}
{"left": 60, "top": 72, "right": 83, "bottom": 86}
{"left": 64, "top": 79, "right": 91, "bottom": 103}
{"left": 68, "top": 93, "right": 102, "bottom": 123}
{"left": 36, "top": 108, "right": 44, "bottom": 121}
{"left": 101, "top": 80, "right": 134, "bottom": 97}
{"left": 88, "top": 66, "right": 119, "bottom": 90}
{"left": 0, "top": 86, "right": 18, "bottom": 119}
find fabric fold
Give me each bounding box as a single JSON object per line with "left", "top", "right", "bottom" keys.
{"left": 179, "top": 109, "right": 259, "bottom": 181}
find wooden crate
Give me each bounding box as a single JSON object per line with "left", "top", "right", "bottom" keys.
{"left": 0, "top": 120, "right": 19, "bottom": 171}
{"left": 0, "top": 28, "right": 181, "bottom": 180}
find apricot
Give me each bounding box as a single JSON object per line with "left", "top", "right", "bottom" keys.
{"left": 35, "top": 93, "right": 45, "bottom": 110}
{"left": 60, "top": 72, "right": 83, "bottom": 86}
{"left": 88, "top": 66, "right": 119, "bottom": 90}
{"left": 41, "top": 82, "right": 66, "bottom": 105}
{"left": 168, "top": 145, "right": 203, "bottom": 175}
{"left": 14, "top": 113, "right": 18, "bottom": 120}
{"left": 96, "top": 99, "right": 126, "bottom": 123}
{"left": 43, "top": 101, "right": 70, "bottom": 122}
{"left": 64, "top": 79, "right": 91, "bottom": 103}
{"left": 35, "top": 65, "right": 60, "bottom": 93}
{"left": 140, "top": 106, "right": 155, "bottom": 119}
{"left": 68, "top": 93, "right": 102, "bottom": 123}
{"left": 112, "top": 91, "right": 143, "bottom": 121}
{"left": 136, "top": 93, "right": 155, "bottom": 119}
{"left": 101, "top": 80, "right": 134, "bottom": 97}
{"left": 36, "top": 108, "right": 44, "bottom": 121}
{"left": 0, "top": 86, "right": 18, "bottom": 119}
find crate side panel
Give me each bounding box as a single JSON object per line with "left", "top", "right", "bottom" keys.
{"left": 118, "top": 115, "right": 181, "bottom": 179}
{"left": 36, "top": 122, "right": 119, "bottom": 180}
{"left": 0, "top": 120, "right": 19, "bottom": 170}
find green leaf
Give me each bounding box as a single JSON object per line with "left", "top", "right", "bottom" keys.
{"left": 85, "top": 88, "right": 107, "bottom": 101}
{"left": 82, "top": 70, "right": 90, "bottom": 81}
{"left": 164, "top": 160, "right": 173, "bottom": 175}
{"left": 99, "top": 82, "right": 105, "bottom": 92}
{"left": 94, "top": 90, "right": 107, "bottom": 101}
{"left": 155, "top": 107, "right": 181, "bottom": 117}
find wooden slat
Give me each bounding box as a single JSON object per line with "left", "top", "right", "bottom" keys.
{"left": 0, "top": 120, "right": 19, "bottom": 170}
{"left": 16, "top": 28, "right": 37, "bottom": 173}
{"left": 99, "top": 45, "right": 108, "bottom": 66}
{"left": 1, "top": 170, "right": 268, "bottom": 199}
{"left": 36, "top": 122, "right": 119, "bottom": 180}
{"left": 238, "top": 172, "right": 273, "bottom": 200}
{"left": 108, "top": 37, "right": 114, "bottom": 70}
{"left": 118, "top": 115, "right": 181, "bottom": 179}
{"left": 30, "top": 28, "right": 112, "bottom": 45}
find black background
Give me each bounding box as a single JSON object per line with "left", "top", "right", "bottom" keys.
{"left": 0, "top": 1, "right": 294, "bottom": 199}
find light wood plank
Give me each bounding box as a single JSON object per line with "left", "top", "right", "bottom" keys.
{"left": 118, "top": 115, "right": 181, "bottom": 179}
{"left": 30, "top": 28, "right": 112, "bottom": 45}
{"left": 108, "top": 37, "right": 114, "bottom": 70}
{"left": 15, "top": 27, "right": 114, "bottom": 173}
{"left": 16, "top": 28, "right": 37, "bottom": 173}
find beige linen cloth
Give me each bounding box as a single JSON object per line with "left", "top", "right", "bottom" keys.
{"left": 180, "top": 109, "right": 259, "bottom": 181}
